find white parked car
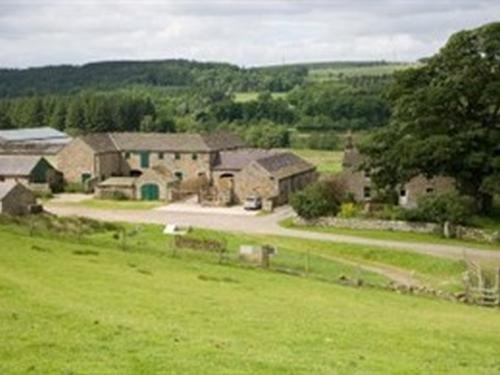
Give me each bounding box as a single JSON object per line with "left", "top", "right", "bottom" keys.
{"left": 244, "top": 195, "right": 262, "bottom": 210}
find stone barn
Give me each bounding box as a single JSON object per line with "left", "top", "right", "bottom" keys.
{"left": 0, "top": 181, "right": 37, "bottom": 215}
{"left": 0, "top": 155, "right": 62, "bottom": 193}
{"left": 212, "top": 150, "right": 317, "bottom": 206}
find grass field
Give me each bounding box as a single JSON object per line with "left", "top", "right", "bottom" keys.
{"left": 288, "top": 149, "right": 343, "bottom": 174}
{"left": 234, "top": 92, "right": 288, "bottom": 102}
{"left": 1, "top": 217, "right": 499, "bottom": 373}
{"left": 308, "top": 63, "right": 416, "bottom": 82}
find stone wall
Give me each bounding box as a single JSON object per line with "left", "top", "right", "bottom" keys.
{"left": 123, "top": 151, "right": 213, "bottom": 181}
{"left": 234, "top": 162, "right": 277, "bottom": 203}
{"left": 295, "top": 216, "right": 441, "bottom": 234}
{"left": 294, "top": 216, "right": 500, "bottom": 244}
{"left": 57, "top": 139, "right": 95, "bottom": 183}
{"left": 95, "top": 152, "right": 123, "bottom": 180}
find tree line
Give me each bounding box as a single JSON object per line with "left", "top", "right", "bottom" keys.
{"left": 0, "top": 59, "right": 307, "bottom": 98}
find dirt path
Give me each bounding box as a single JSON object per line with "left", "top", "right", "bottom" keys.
{"left": 46, "top": 203, "right": 500, "bottom": 263}
{"left": 320, "top": 255, "right": 422, "bottom": 286}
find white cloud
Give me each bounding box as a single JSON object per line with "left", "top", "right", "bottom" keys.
{"left": 0, "top": 0, "right": 498, "bottom": 68}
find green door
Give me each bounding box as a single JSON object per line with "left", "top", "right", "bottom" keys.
{"left": 141, "top": 184, "right": 159, "bottom": 200}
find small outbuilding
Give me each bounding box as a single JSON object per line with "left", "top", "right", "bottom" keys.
{"left": 0, "top": 181, "right": 38, "bottom": 215}
{"left": 0, "top": 155, "right": 62, "bottom": 192}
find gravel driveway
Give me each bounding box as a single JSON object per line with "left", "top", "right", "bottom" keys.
{"left": 46, "top": 203, "right": 500, "bottom": 263}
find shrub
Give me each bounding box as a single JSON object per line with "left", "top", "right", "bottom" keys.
{"left": 108, "top": 191, "right": 129, "bottom": 201}
{"left": 64, "top": 182, "right": 86, "bottom": 193}
{"left": 338, "top": 202, "right": 360, "bottom": 218}
{"left": 400, "top": 193, "right": 475, "bottom": 225}
{"left": 290, "top": 178, "right": 344, "bottom": 219}
{"left": 33, "top": 190, "right": 53, "bottom": 200}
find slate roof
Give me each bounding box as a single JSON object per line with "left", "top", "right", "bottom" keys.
{"left": 255, "top": 152, "right": 315, "bottom": 179}
{"left": 0, "top": 127, "right": 70, "bottom": 142}
{"left": 213, "top": 149, "right": 277, "bottom": 171}
{"left": 79, "top": 132, "right": 245, "bottom": 153}
{"left": 80, "top": 133, "right": 118, "bottom": 153}
{"left": 0, "top": 155, "right": 45, "bottom": 176}
{"left": 201, "top": 132, "right": 246, "bottom": 151}
{"left": 0, "top": 142, "right": 66, "bottom": 156}
{"left": 0, "top": 181, "right": 18, "bottom": 200}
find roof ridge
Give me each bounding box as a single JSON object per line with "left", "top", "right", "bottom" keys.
{"left": 107, "top": 133, "right": 121, "bottom": 152}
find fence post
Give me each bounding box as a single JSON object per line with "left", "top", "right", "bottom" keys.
{"left": 171, "top": 236, "right": 178, "bottom": 258}
{"left": 304, "top": 249, "right": 310, "bottom": 276}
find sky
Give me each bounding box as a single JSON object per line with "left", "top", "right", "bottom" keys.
{"left": 0, "top": 0, "right": 499, "bottom": 68}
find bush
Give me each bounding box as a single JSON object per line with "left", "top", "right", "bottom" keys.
{"left": 338, "top": 202, "right": 361, "bottom": 218}
{"left": 64, "top": 182, "right": 86, "bottom": 193}
{"left": 400, "top": 193, "right": 475, "bottom": 225}
{"left": 108, "top": 191, "right": 129, "bottom": 201}
{"left": 33, "top": 190, "right": 53, "bottom": 200}
{"left": 290, "top": 179, "right": 345, "bottom": 219}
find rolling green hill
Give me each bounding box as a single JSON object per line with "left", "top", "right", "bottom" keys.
{"left": 1, "top": 217, "right": 499, "bottom": 373}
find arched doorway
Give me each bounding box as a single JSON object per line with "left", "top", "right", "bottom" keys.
{"left": 218, "top": 173, "right": 235, "bottom": 189}
{"left": 141, "top": 183, "right": 159, "bottom": 200}
{"left": 130, "top": 169, "right": 143, "bottom": 177}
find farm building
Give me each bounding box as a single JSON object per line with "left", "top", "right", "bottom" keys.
{"left": 0, "top": 127, "right": 71, "bottom": 159}
{"left": 58, "top": 132, "right": 316, "bottom": 207}
{"left": 0, "top": 181, "right": 38, "bottom": 215}
{"left": 0, "top": 155, "right": 63, "bottom": 192}
{"left": 57, "top": 132, "right": 244, "bottom": 188}
{"left": 210, "top": 150, "right": 317, "bottom": 206}
{"left": 340, "top": 138, "right": 455, "bottom": 208}
{"left": 95, "top": 166, "right": 178, "bottom": 201}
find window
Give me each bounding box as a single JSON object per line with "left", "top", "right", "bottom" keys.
{"left": 140, "top": 151, "right": 150, "bottom": 168}
{"left": 175, "top": 172, "right": 183, "bottom": 181}
{"left": 426, "top": 187, "right": 434, "bottom": 194}
{"left": 125, "top": 152, "right": 130, "bottom": 160}
{"left": 175, "top": 153, "right": 181, "bottom": 160}
{"left": 400, "top": 189, "right": 407, "bottom": 197}
{"left": 192, "top": 153, "right": 198, "bottom": 161}
{"left": 158, "top": 152, "right": 164, "bottom": 160}
{"left": 364, "top": 168, "right": 371, "bottom": 178}
{"left": 363, "top": 186, "right": 371, "bottom": 199}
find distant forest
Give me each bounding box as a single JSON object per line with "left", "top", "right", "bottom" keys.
{"left": 0, "top": 59, "right": 398, "bottom": 149}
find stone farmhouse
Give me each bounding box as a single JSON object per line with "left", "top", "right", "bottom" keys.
{"left": 0, "top": 181, "right": 38, "bottom": 215}
{"left": 57, "top": 132, "right": 317, "bottom": 206}
{"left": 340, "top": 139, "right": 455, "bottom": 208}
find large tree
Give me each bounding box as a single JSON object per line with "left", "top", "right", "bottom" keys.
{"left": 361, "top": 22, "right": 500, "bottom": 212}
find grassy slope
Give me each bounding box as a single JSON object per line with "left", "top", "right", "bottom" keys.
{"left": 2, "top": 223, "right": 499, "bottom": 373}
{"left": 308, "top": 63, "right": 416, "bottom": 82}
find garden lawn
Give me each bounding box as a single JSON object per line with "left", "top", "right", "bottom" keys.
{"left": 1, "top": 223, "right": 500, "bottom": 374}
